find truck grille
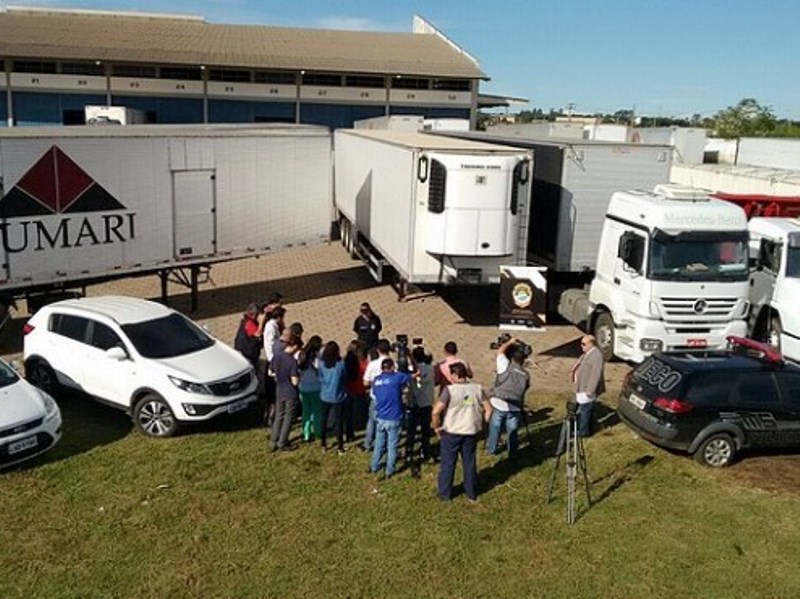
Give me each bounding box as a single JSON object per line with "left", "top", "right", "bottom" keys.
{"left": 208, "top": 371, "right": 253, "bottom": 397}
{"left": 660, "top": 297, "right": 739, "bottom": 319}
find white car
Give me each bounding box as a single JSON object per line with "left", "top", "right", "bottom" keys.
{"left": 0, "top": 358, "right": 61, "bottom": 468}
{"left": 23, "top": 296, "right": 258, "bottom": 437}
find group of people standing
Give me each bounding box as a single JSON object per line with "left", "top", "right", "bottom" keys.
{"left": 234, "top": 295, "right": 606, "bottom": 503}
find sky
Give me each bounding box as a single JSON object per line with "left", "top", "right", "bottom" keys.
{"left": 3, "top": 0, "right": 799, "bottom": 119}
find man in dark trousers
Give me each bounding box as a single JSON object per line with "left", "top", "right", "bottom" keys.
{"left": 353, "top": 302, "right": 382, "bottom": 349}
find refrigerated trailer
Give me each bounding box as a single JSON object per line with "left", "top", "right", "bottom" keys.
{"left": 0, "top": 124, "right": 333, "bottom": 311}
{"left": 333, "top": 129, "right": 533, "bottom": 295}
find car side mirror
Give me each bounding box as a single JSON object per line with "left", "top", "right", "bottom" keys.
{"left": 106, "top": 346, "right": 127, "bottom": 361}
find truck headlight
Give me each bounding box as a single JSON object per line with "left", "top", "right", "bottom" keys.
{"left": 640, "top": 338, "right": 664, "bottom": 353}
{"left": 168, "top": 375, "right": 210, "bottom": 395}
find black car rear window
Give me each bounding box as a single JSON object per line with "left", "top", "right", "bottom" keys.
{"left": 683, "top": 373, "right": 732, "bottom": 406}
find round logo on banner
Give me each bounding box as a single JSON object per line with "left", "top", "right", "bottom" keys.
{"left": 512, "top": 282, "right": 533, "bottom": 309}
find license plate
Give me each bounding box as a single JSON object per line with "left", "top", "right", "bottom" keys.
{"left": 227, "top": 399, "right": 250, "bottom": 414}
{"left": 8, "top": 435, "right": 38, "bottom": 455}
{"left": 629, "top": 395, "right": 646, "bottom": 410}
{"left": 687, "top": 339, "right": 707, "bottom": 348}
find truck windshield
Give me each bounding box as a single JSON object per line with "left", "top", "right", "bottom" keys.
{"left": 786, "top": 247, "right": 800, "bottom": 278}
{"left": 122, "top": 314, "right": 214, "bottom": 359}
{"left": 648, "top": 229, "right": 748, "bottom": 282}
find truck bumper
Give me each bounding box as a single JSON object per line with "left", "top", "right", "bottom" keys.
{"left": 614, "top": 318, "right": 748, "bottom": 363}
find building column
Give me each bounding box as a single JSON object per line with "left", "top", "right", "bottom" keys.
{"left": 295, "top": 71, "right": 302, "bottom": 124}
{"left": 201, "top": 66, "right": 208, "bottom": 124}
{"left": 104, "top": 62, "right": 112, "bottom": 106}
{"left": 469, "top": 79, "right": 479, "bottom": 131}
{"left": 5, "top": 59, "right": 13, "bottom": 127}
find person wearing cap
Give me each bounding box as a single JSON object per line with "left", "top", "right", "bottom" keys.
{"left": 353, "top": 302, "right": 382, "bottom": 350}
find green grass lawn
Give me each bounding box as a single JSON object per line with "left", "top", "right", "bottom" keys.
{"left": 2, "top": 391, "right": 799, "bottom": 599}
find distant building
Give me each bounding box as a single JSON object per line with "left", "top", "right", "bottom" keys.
{"left": 0, "top": 8, "right": 488, "bottom": 129}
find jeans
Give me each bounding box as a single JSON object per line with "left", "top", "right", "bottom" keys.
{"left": 577, "top": 401, "right": 594, "bottom": 437}
{"left": 405, "top": 405, "right": 432, "bottom": 460}
{"left": 437, "top": 432, "right": 479, "bottom": 501}
{"left": 363, "top": 397, "right": 377, "bottom": 450}
{"left": 371, "top": 418, "right": 402, "bottom": 477}
{"left": 320, "top": 401, "right": 344, "bottom": 451}
{"left": 270, "top": 395, "right": 297, "bottom": 448}
{"left": 486, "top": 409, "right": 520, "bottom": 457}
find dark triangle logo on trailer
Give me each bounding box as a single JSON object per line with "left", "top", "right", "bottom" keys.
{"left": 0, "top": 145, "right": 136, "bottom": 254}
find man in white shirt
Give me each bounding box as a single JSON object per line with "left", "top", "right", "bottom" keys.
{"left": 261, "top": 306, "right": 285, "bottom": 426}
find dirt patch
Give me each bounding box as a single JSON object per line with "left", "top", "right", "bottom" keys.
{"left": 729, "top": 452, "right": 800, "bottom": 494}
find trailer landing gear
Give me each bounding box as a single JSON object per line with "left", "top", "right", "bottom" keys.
{"left": 158, "top": 264, "right": 211, "bottom": 312}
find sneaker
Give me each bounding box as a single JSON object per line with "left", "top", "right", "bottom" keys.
{"left": 280, "top": 444, "right": 298, "bottom": 452}
{"left": 337, "top": 448, "right": 347, "bottom": 456}
{"left": 321, "top": 445, "right": 328, "bottom": 454}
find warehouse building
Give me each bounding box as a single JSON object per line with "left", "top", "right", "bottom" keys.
{"left": 0, "top": 7, "right": 489, "bottom": 129}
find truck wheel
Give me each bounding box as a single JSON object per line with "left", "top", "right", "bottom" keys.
{"left": 25, "top": 358, "right": 60, "bottom": 396}
{"left": 592, "top": 312, "right": 614, "bottom": 361}
{"left": 133, "top": 394, "right": 178, "bottom": 438}
{"left": 693, "top": 433, "right": 735, "bottom": 467}
{"left": 767, "top": 316, "right": 783, "bottom": 352}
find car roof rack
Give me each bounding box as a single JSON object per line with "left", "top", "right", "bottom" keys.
{"left": 726, "top": 335, "right": 783, "bottom": 364}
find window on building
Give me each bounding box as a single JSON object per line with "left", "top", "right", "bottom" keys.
{"left": 432, "top": 79, "right": 471, "bottom": 91}
{"left": 392, "top": 77, "right": 430, "bottom": 90}
{"left": 159, "top": 66, "right": 203, "bottom": 81}
{"left": 112, "top": 64, "right": 157, "bottom": 78}
{"left": 344, "top": 75, "right": 385, "bottom": 89}
{"left": 302, "top": 73, "right": 343, "bottom": 87}
{"left": 253, "top": 71, "right": 297, "bottom": 85}
{"left": 61, "top": 62, "right": 105, "bottom": 76}
{"left": 209, "top": 69, "right": 251, "bottom": 83}
{"left": 13, "top": 61, "right": 57, "bottom": 74}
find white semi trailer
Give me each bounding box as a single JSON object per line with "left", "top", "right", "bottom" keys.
{"left": 0, "top": 124, "right": 333, "bottom": 311}
{"left": 436, "top": 132, "right": 751, "bottom": 361}
{"left": 334, "top": 129, "right": 533, "bottom": 295}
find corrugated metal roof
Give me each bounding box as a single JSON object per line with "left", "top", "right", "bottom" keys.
{"left": 0, "top": 123, "right": 331, "bottom": 139}
{"left": 0, "top": 8, "right": 485, "bottom": 79}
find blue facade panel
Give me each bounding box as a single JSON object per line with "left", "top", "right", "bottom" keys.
{"left": 209, "top": 100, "right": 294, "bottom": 123}
{"left": 12, "top": 92, "right": 106, "bottom": 126}
{"left": 111, "top": 95, "right": 203, "bottom": 123}
{"left": 390, "top": 106, "right": 470, "bottom": 119}
{"left": 300, "top": 103, "right": 385, "bottom": 129}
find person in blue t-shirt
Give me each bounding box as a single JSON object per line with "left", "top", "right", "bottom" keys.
{"left": 370, "top": 358, "right": 413, "bottom": 478}
{"left": 318, "top": 340, "right": 348, "bottom": 454}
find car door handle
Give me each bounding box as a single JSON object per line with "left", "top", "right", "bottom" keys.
{"left": 613, "top": 277, "right": 620, "bottom": 285}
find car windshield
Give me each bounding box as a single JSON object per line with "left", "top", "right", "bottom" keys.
{"left": 0, "top": 360, "right": 19, "bottom": 389}
{"left": 786, "top": 247, "right": 800, "bottom": 278}
{"left": 648, "top": 229, "right": 748, "bottom": 282}
{"left": 122, "top": 313, "right": 214, "bottom": 359}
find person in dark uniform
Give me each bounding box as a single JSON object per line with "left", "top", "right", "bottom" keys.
{"left": 353, "top": 302, "right": 382, "bottom": 349}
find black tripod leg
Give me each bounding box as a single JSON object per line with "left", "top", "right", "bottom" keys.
{"left": 546, "top": 420, "right": 568, "bottom": 503}
{"left": 577, "top": 436, "right": 592, "bottom": 506}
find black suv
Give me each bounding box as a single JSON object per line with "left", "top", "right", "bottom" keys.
{"left": 618, "top": 337, "right": 800, "bottom": 467}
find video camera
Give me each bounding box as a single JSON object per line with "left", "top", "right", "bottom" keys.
{"left": 489, "top": 332, "right": 533, "bottom": 359}
{"left": 392, "top": 334, "right": 423, "bottom": 373}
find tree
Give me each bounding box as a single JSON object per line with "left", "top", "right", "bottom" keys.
{"left": 712, "top": 98, "right": 776, "bottom": 139}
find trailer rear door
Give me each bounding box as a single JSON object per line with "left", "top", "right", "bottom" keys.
{"left": 172, "top": 170, "right": 216, "bottom": 259}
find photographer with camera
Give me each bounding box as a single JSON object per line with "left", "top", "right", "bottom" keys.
{"left": 405, "top": 345, "right": 434, "bottom": 464}
{"left": 487, "top": 336, "right": 531, "bottom": 459}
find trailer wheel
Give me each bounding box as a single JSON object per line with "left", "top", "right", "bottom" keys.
{"left": 593, "top": 312, "right": 615, "bottom": 362}
{"left": 767, "top": 316, "right": 783, "bottom": 352}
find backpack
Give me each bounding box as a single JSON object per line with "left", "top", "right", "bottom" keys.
{"left": 490, "top": 362, "right": 530, "bottom": 406}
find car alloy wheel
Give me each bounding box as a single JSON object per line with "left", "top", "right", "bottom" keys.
{"left": 26, "top": 359, "right": 58, "bottom": 396}
{"left": 695, "top": 433, "right": 735, "bottom": 468}
{"left": 134, "top": 394, "right": 178, "bottom": 438}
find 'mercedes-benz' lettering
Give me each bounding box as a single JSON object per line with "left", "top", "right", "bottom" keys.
{"left": 0, "top": 213, "right": 137, "bottom": 254}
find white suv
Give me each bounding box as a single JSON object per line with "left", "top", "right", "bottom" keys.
{"left": 23, "top": 296, "right": 258, "bottom": 437}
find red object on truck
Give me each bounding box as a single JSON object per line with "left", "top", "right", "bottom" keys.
{"left": 713, "top": 193, "right": 800, "bottom": 219}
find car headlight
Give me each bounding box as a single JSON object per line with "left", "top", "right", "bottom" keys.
{"left": 38, "top": 390, "right": 59, "bottom": 421}
{"left": 168, "top": 375, "right": 211, "bottom": 395}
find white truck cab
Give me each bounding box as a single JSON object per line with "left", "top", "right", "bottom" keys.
{"left": 585, "top": 187, "right": 750, "bottom": 362}
{"left": 747, "top": 217, "right": 800, "bottom": 361}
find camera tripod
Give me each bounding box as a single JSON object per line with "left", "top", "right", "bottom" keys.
{"left": 546, "top": 402, "right": 592, "bottom": 525}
